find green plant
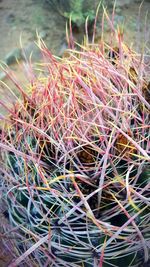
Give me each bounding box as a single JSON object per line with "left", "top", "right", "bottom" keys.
{"left": 64, "top": 0, "right": 94, "bottom": 28}
{"left": 0, "top": 8, "right": 150, "bottom": 267}
{"left": 45, "top": 0, "right": 96, "bottom": 29}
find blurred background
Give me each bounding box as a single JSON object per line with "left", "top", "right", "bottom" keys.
{"left": 0, "top": 0, "right": 150, "bottom": 60}
{"left": 0, "top": 0, "right": 150, "bottom": 113}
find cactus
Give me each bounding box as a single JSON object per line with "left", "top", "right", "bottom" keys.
{"left": 0, "top": 9, "right": 150, "bottom": 267}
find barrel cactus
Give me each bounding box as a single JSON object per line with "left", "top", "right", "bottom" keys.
{"left": 0, "top": 10, "right": 150, "bottom": 267}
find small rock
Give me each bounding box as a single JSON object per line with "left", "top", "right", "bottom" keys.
{"left": 5, "top": 48, "right": 22, "bottom": 65}
{"left": 0, "top": 71, "right": 6, "bottom": 80}
{"left": 116, "top": 7, "right": 121, "bottom": 14}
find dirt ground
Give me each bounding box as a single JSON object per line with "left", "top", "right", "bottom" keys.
{"left": 0, "top": 0, "right": 150, "bottom": 266}
{"left": 0, "top": 0, "right": 67, "bottom": 58}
